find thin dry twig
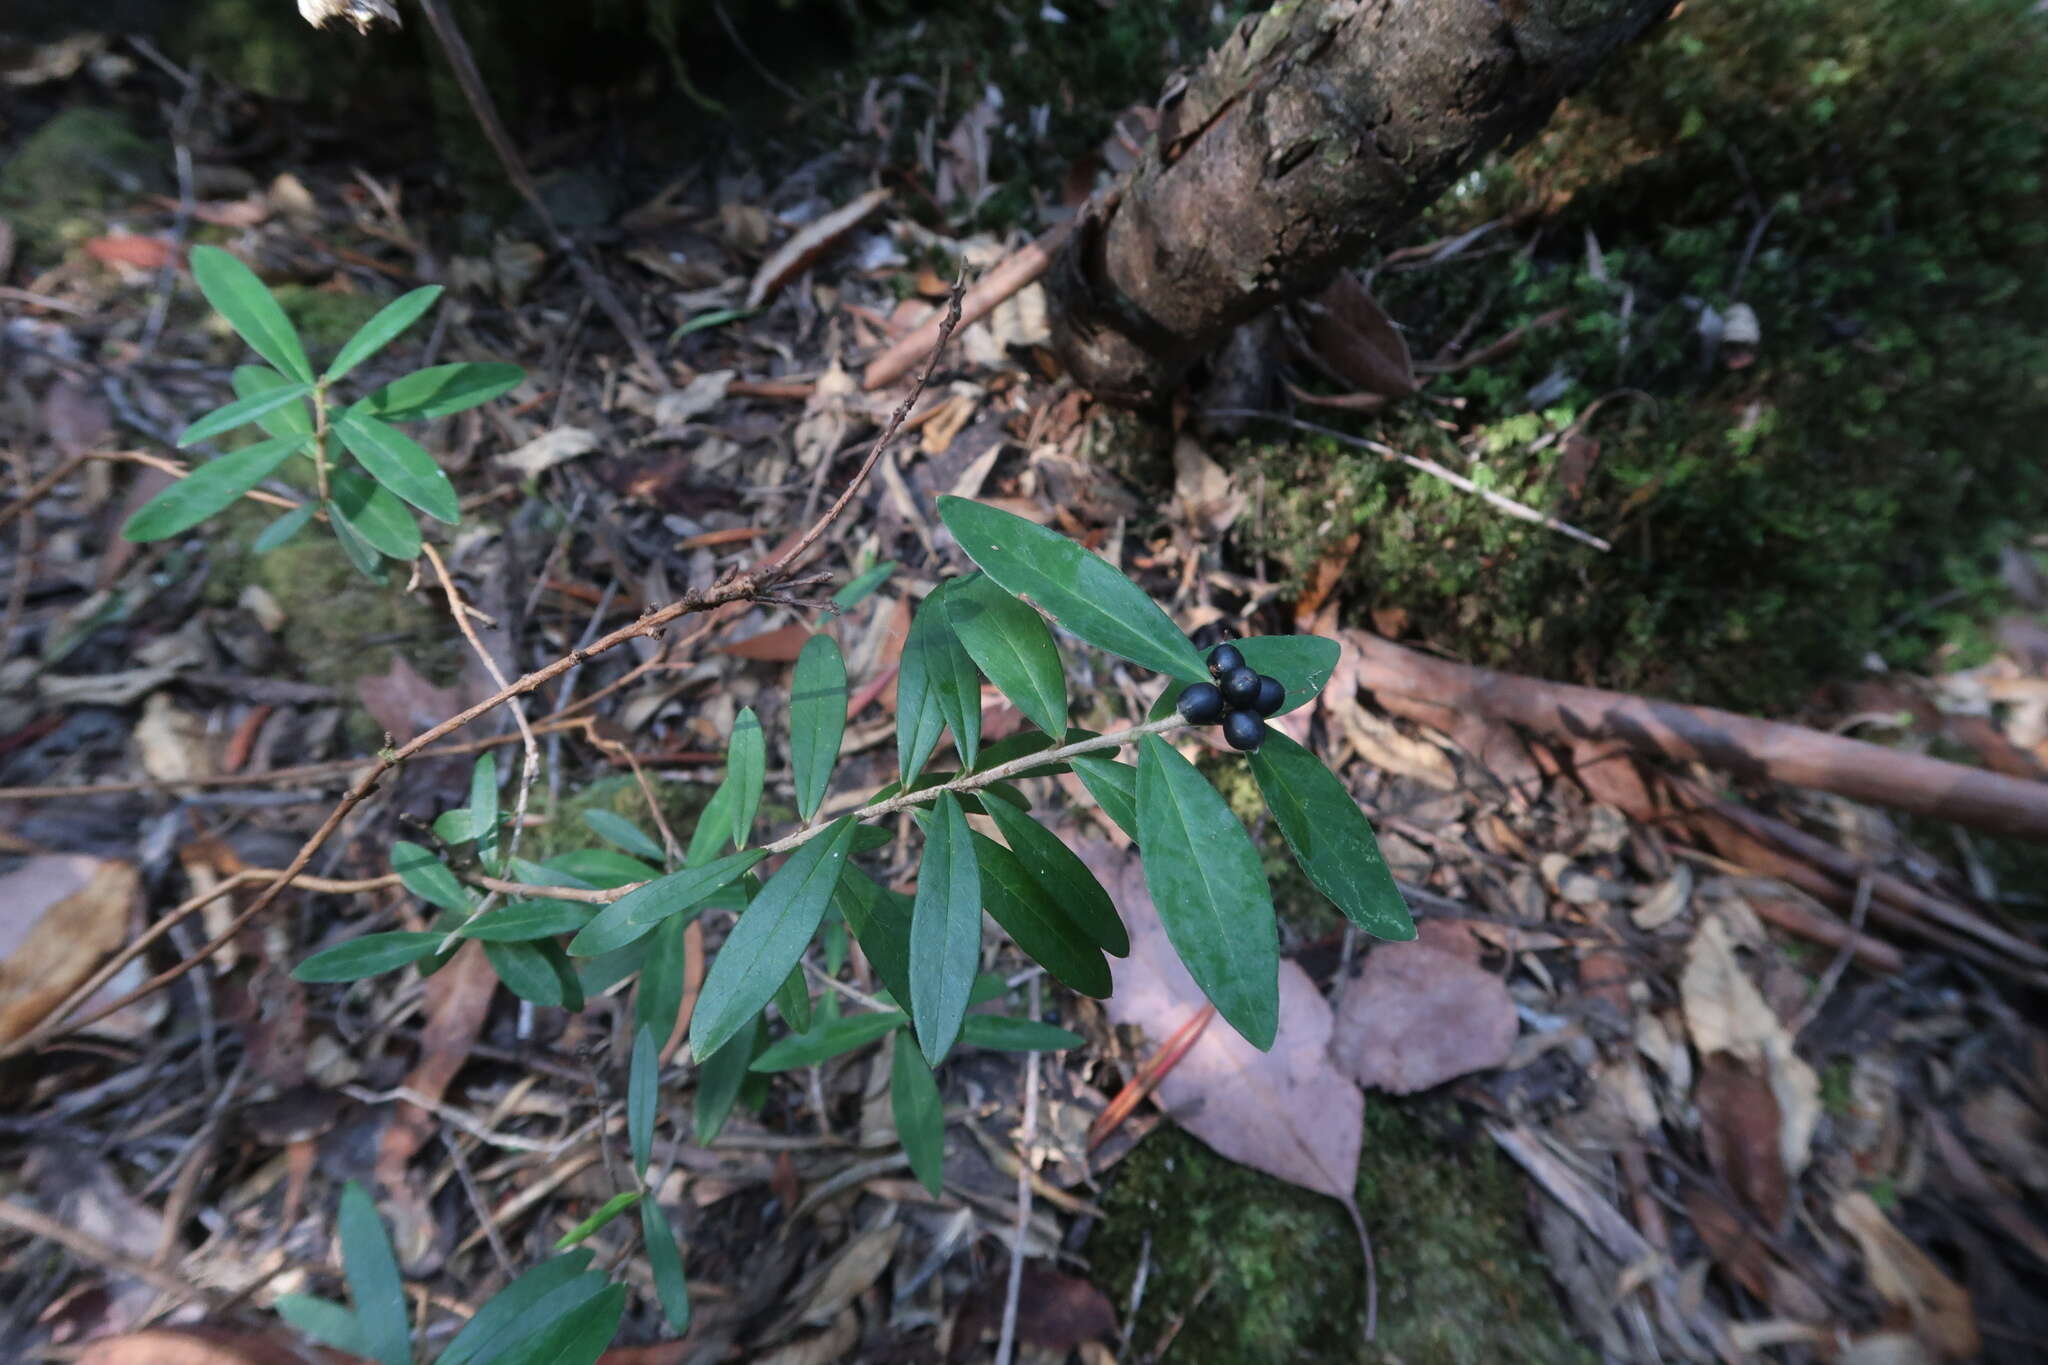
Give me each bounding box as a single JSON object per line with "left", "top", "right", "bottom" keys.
{"left": 0, "top": 1197, "right": 224, "bottom": 1307}
{"left": 994, "top": 974, "right": 1043, "bottom": 1365}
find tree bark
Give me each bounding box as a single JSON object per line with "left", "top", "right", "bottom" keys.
{"left": 1047, "top": 0, "right": 1673, "bottom": 407}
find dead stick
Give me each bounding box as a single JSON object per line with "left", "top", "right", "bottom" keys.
{"left": 1351, "top": 634, "right": 2048, "bottom": 841}
{"left": 862, "top": 223, "right": 1069, "bottom": 391}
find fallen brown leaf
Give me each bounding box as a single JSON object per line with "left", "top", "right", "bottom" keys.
{"left": 1681, "top": 912, "right": 1820, "bottom": 1180}
{"left": 949, "top": 1265, "right": 1118, "bottom": 1362}
{"left": 745, "top": 188, "right": 890, "bottom": 310}
{"left": 720, "top": 622, "right": 812, "bottom": 663}
{"left": 0, "top": 856, "right": 138, "bottom": 1047}
{"left": 1330, "top": 937, "right": 1517, "bottom": 1094}
{"left": 77, "top": 1326, "right": 362, "bottom": 1365}
{"left": 1834, "top": 1190, "right": 1979, "bottom": 1360}
{"left": 1695, "top": 1052, "right": 1790, "bottom": 1229}
{"left": 357, "top": 655, "right": 470, "bottom": 744}
{"left": 1303, "top": 272, "right": 1417, "bottom": 398}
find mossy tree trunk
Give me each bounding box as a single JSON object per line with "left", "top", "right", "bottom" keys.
{"left": 1046, "top": 0, "right": 1674, "bottom": 407}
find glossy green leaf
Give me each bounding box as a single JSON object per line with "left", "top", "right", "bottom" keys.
{"left": 273, "top": 1294, "right": 368, "bottom": 1357}
{"left": 773, "top": 961, "right": 813, "bottom": 1034}
{"left": 897, "top": 581, "right": 980, "bottom": 781}
{"left": 891, "top": 1030, "right": 945, "bottom": 1196}
{"left": 176, "top": 381, "right": 314, "bottom": 447}
{"left": 636, "top": 914, "right": 686, "bottom": 1041}
{"left": 850, "top": 823, "right": 893, "bottom": 854}
{"left": 692, "top": 1012, "right": 759, "bottom": 1141}
{"left": 554, "top": 1192, "right": 641, "bottom": 1250}
{"left": 328, "top": 468, "right": 420, "bottom": 560}
{"left": 790, "top": 634, "right": 847, "bottom": 821}
{"left": 495, "top": 1283, "right": 624, "bottom": 1365}
{"left": 1136, "top": 734, "right": 1278, "bottom": 1049}
{"left": 545, "top": 848, "right": 659, "bottom": 888}
{"left": 690, "top": 818, "right": 856, "bottom": 1060}
{"left": 334, "top": 408, "right": 460, "bottom": 524}
{"left": 971, "top": 833, "right": 1111, "bottom": 998}
{"left": 1249, "top": 729, "right": 1415, "bottom": 940}
{"left": 945, "top": 571, "right": 1067, "bottom": 739}
{"left": 338, "top": 1181, "right": 410, "bottom": 1365}
{"left": 1068, "top": 749, "right": 1139, "bottom": 841}
{"left": 1234, "top": 636, "right": 1340, "bottom": 717}
{"left": 749, "top": 1009, "right": 905, "bottom": 1071}
{"left": 726, "top": 708, "right": 764, "bottom": 851}
{"left": 938, "top": 496, "right": 1207, "bottom": 681}
{"left": 392, "top": 839, "right": 469, "bottom": 913}
{"left": 968, "top": 972, "right": 1009, "bottom": 1008}
{"left": 832, "top": 868, "right": 914, "bottom": 1008}
{"left": 293, "top": 931, "right": 440, "bottom": 983}
{"left": 354, "top": 362, "right": 525, "bottom": 423}
{"left": 582, "top": 809, "right": 665, "bottom": 863}
{"left": 121, "top": 433, "right": 306, "bottom": 541}
{"left": 832, "top": 560, "right": 896, "bottom": 608}
{"left": 568, "top": 848, "right": 765, "bottom": 956}
{"left": 469, "top": 752, "right": 499, "bottom": 871}
{"left": 628, "top": 1024, "right": 658, "bottom": 1177}
{"left": 960, "top": 1014, "right": 1085, "bottom": 1051}
{"left": 325, "top": 499, "right": 384, "bottom": 579}
{"left": 190, "top": 244, "right": 311, "bottom": 381}
{"left": 231, "top": 365, "right": 315, "bottom": 438}
{"left": 460, "top": 899, "right": 590, "bottom": 941}
{"left": 325, "top": 285, "right": 442, "bottom": 382}
{"left": 640, "top": 1198, "right": 691, "bottom": 1333}
{"left": 685, "top": 777, "right": 739, "bottom": 867}
{"left": 907, "top": 792, "right": 981, "bottom": 1067}
{"left": 251, "top": 502, "right": 315, "bottom": 552}
{"left": 485, "top": 938, "right": 583, "bottom": 1010}
{"left": 437, "top": 1252, "right": 603, "bottom": 1365}
{"left": 981, "top": 798, "right": 1128, "bottom": 957}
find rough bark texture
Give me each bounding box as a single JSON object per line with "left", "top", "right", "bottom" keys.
{"left": 1048, "top": 0, "right": 1675, "bottom": 406}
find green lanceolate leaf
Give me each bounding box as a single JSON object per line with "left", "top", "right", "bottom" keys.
{"left": 325, "top": 285, "right": 443, "bottom": 382}
{"left": 938, "top": 496, "right": 1207, "bottom": 682}
{"left": 637, "top": 914, "right": 688, "bottom": 1040}
{"left": 959, "top": 1014, "right": 1085, "bottom": 1051}
{"left": 545, "top": 848, "right": 659, "bottom": 888}
{"left": 231, "top": 365, "right": 315, "bottom": 438}
{"left": 294, "top": 931, "right": 441, "bottom": 983}
{"left": 495, "top": 1283, "right": 624, "bottom": 1365}
{"left": 790, "top": 634, "right": 848, "bottom": 821}
{"left": 749, "top": 1009, "right": 904, "bottom": 1071}
{"left": 176, "top": 381, "right": 314, "bottom": 447}
{"left": 692, "top": 1012, "right": 759, "bottom": 1142}
{"left": 337, "top": 1181, "right": 410, "bottom": 1365}
{"left": 554, "top": 1192, "right": 641, "bottom": 1250}
{"left": 773, "top": 961, "right": 813, "bottom": 1034}
{"left": 568, "top": 849, "right": 766, "bottom": 957}
{"left": 436, "top": 1253, "right": 603, "bottom": 1365}
{"left": 690, "top": 817, "right": 856, "bottom": 1059}
{"left": 582, "top": 809, "right": 665, "bottom": 863}
{"left": 980, "top": 798, "right": 1128, "bottom": 957}
{"left": 469, "top": 751, "right": 500, "bottom": 870}
{"left": 252, "top": 502, "right": 315, "bottom": 552}
{"left": 685, "top": 776, "right": 740, "bottom": 866}
{"left": 1249, "top": 729, "right": 1415, "bottom": 940}
{"left": 908, "top": 792, "right": 981, "bottom": 1066}
{"left": 897, "top": 581, "right": 980, "bottom": 780}
{"left": 392, "top": 840, "right": 469, "bottom": 913}
{"left": 460, "top": 899, "right": 591, "bottom": 941}
{"left": 832, "top": 560, "right": 896, "bottom": 608}
{"left": 485, "top": 938, "right": 583, "bottom": 1010}
{"left": 833, "top": 868, "right": 914, "bottom": 1007}
{"left": 273, "top": 1294, "right": 369, "bottom": 1357}
{"left": 1136, "top": 734, "right": 1279, "bottom": 1049}
{"left": 640, "top": 1198, "right": 691, "bottom": 1333}
{"left": 891, "top": 1030, "right": 946, "bottom": 1195}
{"left": 1234, "top": 635, "right": 1341, "bottom": 717}
{"left": 329, "top": 467, "right": 420, "bottom": 560}
{"left": 972, "top": 833, "right": 1112, "bottom": 998}
{"left": 726, "top": 708, "right": 765, "bottom": 851}
{"left": 326, "top": 499, "right": 384, "bottom": 578}
{"left": 354, "top": 362, "right": 525, "bottom": 422}
{"left": 121, "top": 433, "right": 307, "bottom": 541}
{"left": 334, "top": 408, "right": 461, "bottom": 524}
{"left": 1068, "top": 749, "right": 1140, "bottom": 841}
{"left": 945, "top": 571, "right": 1067, "bottom": 740}
{"left": 190, "top": 244, "right": 312, "bottom": 382}
{"left": 628, "top": 1024, "right": 658, "bottom": 1177}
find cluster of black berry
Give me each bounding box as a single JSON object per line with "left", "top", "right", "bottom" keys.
{"left": 1175, "top": 643, "right": 1282, "bottom": 752}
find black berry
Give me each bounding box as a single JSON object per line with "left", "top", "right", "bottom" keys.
{"left": 1220, "top": 666, "right": 1261, "bottom": 707}
{"left": 1252, "top": 675, "right": 1285, "bottom": 718}
{"left": 1223, "top": 709, "right": 1265, "bottom": 751}
{"left": 1176, "top": 682, "right": 1226, "bottom": 725}
{"left": 1207, "top": 643, "right": 1244, "bottom": 677}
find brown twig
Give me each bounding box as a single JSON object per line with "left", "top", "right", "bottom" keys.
{"left": 0, "top": 1197, "right": 224, "bottom": 1306}
{"left": 862, "top": 224, "right": 1068, "bottom": 390}
{"left": 0, "top": 450, "right": 91, "bottom": 532}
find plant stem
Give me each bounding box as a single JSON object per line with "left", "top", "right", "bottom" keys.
{"left": 311, "top": 382, "right": 331, "bottom": 506}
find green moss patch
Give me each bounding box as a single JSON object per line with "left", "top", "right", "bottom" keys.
{"left": 0, "top": 108, "right": 164, "bottom": 265}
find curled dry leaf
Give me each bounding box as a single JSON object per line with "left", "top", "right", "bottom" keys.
{"left": 135, "top": 691, "right": 215, "bottom": 786}
{"left": 1170, "top": 434, "right": 1244, "bottom": 537}
{"left": 1073, "top": 841, "right": 1363, "bottom": 1202}
{"left": 1681, "top": 912, "right": 1820, "bottom": 1179}
{"left": 0, "top": 856, "right": 138, "bottom": 1048}
{"left": 746, "top": 188, "right": 890, "bottom": 310}
{"left": 1302, "top": 271, "right": 1417, "bottom": 398}
{"left": 1833, "top": 1190, "right": 1980, "bottom": 1360}
{"left": 356, "top": 654, "right": 471, "bottom": 744}
{"left": 654, "top": 369, "right": 734, "bottom": 427}
{"left": 498, "top": 426, "right": 599, "bottom": 478}
{"left": 1330, "top": 937, "right": 1517, "bottom": 1094}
